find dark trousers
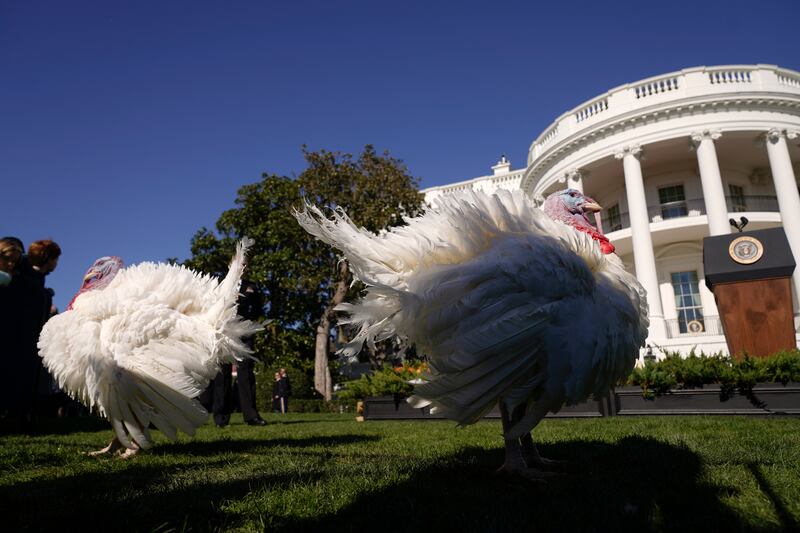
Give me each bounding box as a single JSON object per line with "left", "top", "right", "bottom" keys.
{"left": 211, "top": 364, "right": 233, "bottom": 426}
{"left": 235, "top": 359, "right": 260, "bottom": 421}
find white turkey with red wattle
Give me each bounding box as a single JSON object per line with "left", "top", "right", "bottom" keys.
{"left": 296, "top": 189, "right": 648, "bottom": 480}
{"left": 38, "top": 239, "right": 262, "bottom": 457}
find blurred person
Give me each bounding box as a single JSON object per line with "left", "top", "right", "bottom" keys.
{"left": 199, "top": 279, "right": 266, "bottom": 427}
{"left": 27, "top": 240, "right": 61, "bottom": 313}
{"left": 0, "top": 237, "right": 41, "bottom": 426}
{"left": 236, "top": 280, "right": 266, "bottom": 426}
{"left": 272, "top": 372, "right": 284, "bottom": 413}
{"left": 27, "top": 240, "right": 63, "bottom": 415}
{"left": 279, "top": 367, "right": 291, "bottom": 412}
{"left": 205, "top": 363, "right": 234, "bottom": 428}
{"left": 0, "top": 238, "right": 22, "bottom": 286}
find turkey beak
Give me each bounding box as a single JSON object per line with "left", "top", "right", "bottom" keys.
{"left": 582, "top": 201, "right": 602, "bottom": 213}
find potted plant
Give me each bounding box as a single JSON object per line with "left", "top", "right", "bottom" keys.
{"left": 614, "top": 349, "right": 800, "bottom": 416}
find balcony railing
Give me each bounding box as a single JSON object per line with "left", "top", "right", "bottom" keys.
{"left": 529, "top": 65, "right": 800, "bottom": 162}
{"left": 647, "top": 199, "right": 707, "bottom": 222}
{"left": 601, "top": 195, "right": 778, "bottom": 233}
{"left": 665, "top": 316, "right": 724, "bottom": 338}
{"left": 725, "top": 195, "right": 779, "bottom": 212}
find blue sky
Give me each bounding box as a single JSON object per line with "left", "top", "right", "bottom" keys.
{"left": 2, "top": 0, "right": 799, "bottom": 310}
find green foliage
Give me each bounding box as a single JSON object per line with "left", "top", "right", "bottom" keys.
{"left": 285, "top": 399, "right": 357, "bottom": 413}
{"left": 626, "top": 349, "right": 800, "bottom": 400}
{"left": 336, "top": 363, "right": 428, "bottom": 400}
{"left": 254, "top": 363, "right": 319, "bottom": 413}
{"left": 297, "top": 144, "right": 424, "bottom": 233}
{"left": 296, "top": 145, "right": 425, "bottom": 370}
{"left": 181, "top": 146, "right": 425, "bottom": 392}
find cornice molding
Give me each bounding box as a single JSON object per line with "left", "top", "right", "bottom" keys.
{"left": 522, "top": 95, "right": 800, "bottom": 194}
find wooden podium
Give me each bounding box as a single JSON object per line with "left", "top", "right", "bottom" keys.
{"left": 703, "top": 227, "right": 796, "bottom": 358}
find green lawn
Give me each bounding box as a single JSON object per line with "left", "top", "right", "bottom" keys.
{"left": 1, "top": 414, "right": 799, "bottom": 532}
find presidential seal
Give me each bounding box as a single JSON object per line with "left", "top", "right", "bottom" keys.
{"left": 686, "top": 320, "right": 704, "bottom": 333}
{"left": 728, "top": 235, "right": 764, "bottom": 265}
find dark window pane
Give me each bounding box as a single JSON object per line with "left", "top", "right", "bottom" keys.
{"left": 671, "top": 270, "right": 704, "bottom": 335}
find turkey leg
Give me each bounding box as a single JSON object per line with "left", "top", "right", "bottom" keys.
{"left": 497, "top": 401, "right": 559, "bottom": 481}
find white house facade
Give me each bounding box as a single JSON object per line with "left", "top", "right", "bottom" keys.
{"left": 422, "top": 64, "right": 800, "bottom": 357}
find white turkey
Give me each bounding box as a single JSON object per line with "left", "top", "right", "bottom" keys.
{"left": 38, "top": 239, "right": 262, "bottom": 457}
{"left": 295, "top": 189, "right": 648, "bottom": 480}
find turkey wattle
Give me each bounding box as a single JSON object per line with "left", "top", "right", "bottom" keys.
{"left": 295, "top": 189, "right": 648, "bottom": 479}
{"left": 38, "top": 239, "right": 262, "bottom": 457}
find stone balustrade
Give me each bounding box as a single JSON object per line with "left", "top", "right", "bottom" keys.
{"left": 423, "top": 168, "right": 526, "bottom": 203}
{"left": 528, "top": 65, "right": 800, "bottom": 163}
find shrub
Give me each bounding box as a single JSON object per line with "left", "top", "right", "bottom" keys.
{"left": 625, "top": 349, "right": 800, "bottom": 400}
{"left": 336, "top": 363, "right": 428, "bottom": 400}
{"left": 286, "top": 399, "right": 357, "bottom": 413}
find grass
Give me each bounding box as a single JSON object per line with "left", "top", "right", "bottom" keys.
{"left": 1, "top": 414, "right": 799, "bottom": 532}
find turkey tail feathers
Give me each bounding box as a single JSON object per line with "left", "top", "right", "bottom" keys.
{"left": 294, "top": 203, "right": 406, "bottom": 359}
{"left": 217, "top": 237, "right": 254, "bottom": 304}
{"left": 204, "top": 237, "right": 263, "bottom": 364}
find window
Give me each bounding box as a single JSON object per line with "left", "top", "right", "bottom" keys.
{"left": 605, "top": 203, "right": 622, "bottom": 232}
{"left": 671, "top": 271, "right": 704, "bottom": 334}
{"left": 658, "top": 185, "right": 687, "bottom": 219}
{"left": 729, "top": 184, "right": 747, "bottom": 212}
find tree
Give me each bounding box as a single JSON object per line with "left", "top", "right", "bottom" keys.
{"left": 183, "top": 175, "right": 326, "bottom": 384}
{"left": 183, "top": 146, "right": 424, "bottom": 400}
{"left": 296, "top": 145, "right": 424, "bottom": 399}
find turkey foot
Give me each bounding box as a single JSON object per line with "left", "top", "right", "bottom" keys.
{"left": 117, "top": 442, "right": 140, "bottom": 459}
{"left": 498, "top": 436, "right": 562, "bottom": 483}
{"left": 496, "top": 463, "right": 561, "bottom": 482}
{"left": 520, "top": 436, "right": 567, "bottom": 469}
{"left": 87, "top": 437, "right": 140, "bottom": 458}
{"left": 87, "top": 437, "right": 123, "bottom": 457}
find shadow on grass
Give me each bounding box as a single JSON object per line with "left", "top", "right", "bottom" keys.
{"left": 288, "top": 436, "right": 754, "bottom": 532}
{"left": 0, "top": 433, "right": 379, "bottom": 531}
{"left": 0, "top": 414, "right": 110, "bottom": 436}
{"left": 0, "top": 460, "right": 320, "bottom": 532}
{"left": 746, "top": 462, "right": 799, "bottom": 531}
{"left": 4, "top": 434, "right": 782, "bottom": 532}
{"left": 154, "top": 434, "right": 381, "bottom": 456}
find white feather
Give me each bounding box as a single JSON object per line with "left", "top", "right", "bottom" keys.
{"left": 37, "top": 239, "right": 263, "bottom": 450}
{"left": 296, "top": 190, "right": 648, "bottom": 436}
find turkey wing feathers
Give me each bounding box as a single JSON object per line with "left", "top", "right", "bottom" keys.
{"left": 295, "top": 190, "right": 648, "bottom": 431}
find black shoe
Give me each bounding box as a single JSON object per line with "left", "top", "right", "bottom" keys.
{"left": 246, "top": 417, "right": 267, "bottom": 426}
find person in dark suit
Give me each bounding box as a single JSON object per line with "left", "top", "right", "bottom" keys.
{"left": 1, "top": 237, "right": 58, "bottom": 427}
{"left": 279, "top": 367, "right": 291, "bottom": 413}
{"left": 272, "top": 372, "right": 285, "bottom": 413}
{"left": 26, "top": 240, "right": 62, "bottom": 416}
{"left": 200, "top": 279, "right": 266, "bottom": 427}
{"left": 0, "top": 238, "right": 26, "bottom": 424}
{"left": 236, "top": 280, "right": 266, "bottom": 426}
{"left": 205, "top": 363, "right": 233, "bottom": 427}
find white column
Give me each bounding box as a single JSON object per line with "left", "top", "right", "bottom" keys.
{"left": 564, "top": 168, "right": 584, "bottom": 193}
{"left": 614, "top": 145, "right": 666, "bottom": 340}
{"left": 691, "top": 130, "right": 730, "bottom": 236}
{"left": 765, "top": 128, "right": 800, "bottom": 306}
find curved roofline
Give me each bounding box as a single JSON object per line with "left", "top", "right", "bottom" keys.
{"left": 526, "top": 64, "right": 799, "bottom": 165}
